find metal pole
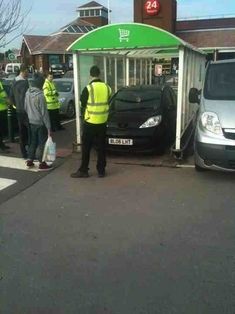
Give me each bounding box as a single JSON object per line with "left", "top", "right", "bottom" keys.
{"left": 114, "top": 58, "right": 117, "bottom": 92}
{"left": 126, "top": 58, "right": 130, "bottom": 86}
{"left": 103, "top": 56, "right": 107, "bottom": 83}
{"left": 175, "top": 47, "right": 185, "bottom": 151}
{"left": 73, "top": 52, "right": 81, "bottom": 152}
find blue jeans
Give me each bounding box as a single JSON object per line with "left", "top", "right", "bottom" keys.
{"left": 28, "top": 124, "right": 47, "bottom": 162}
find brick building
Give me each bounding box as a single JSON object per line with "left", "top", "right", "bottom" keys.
{"left": 21, "top": 0, "right": 235, "bottom": 72}
{"left": 134, "top": 0, "right": 235, "bottom": 61}
{"left": 20, "top": 1, "right": 108, "bottom": 72}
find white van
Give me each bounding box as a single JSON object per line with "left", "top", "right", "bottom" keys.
{"left": 5, "top": 63, "right": 21, "bottom": 75}
{"left": 189, "top": 59, "right": 235, "bottom": 172}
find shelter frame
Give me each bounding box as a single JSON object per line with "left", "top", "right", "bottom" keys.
{"left": 68, "top": 23, "right": 206, "bottom": 157}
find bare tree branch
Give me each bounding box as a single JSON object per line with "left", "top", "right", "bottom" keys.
{"left": 0, "top": 0, "right": 31, "bottom": 48}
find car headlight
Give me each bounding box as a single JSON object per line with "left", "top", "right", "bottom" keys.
{"left": 59, "top": 97, "right": 66, "bottom": 104}
{"left": 139, "top": 115, "right": 162, "bottom": 128}
{"left": 200, "top": 112, "right": 222, "bottom": 135}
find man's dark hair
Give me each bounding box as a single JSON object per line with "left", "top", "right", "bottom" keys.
{"left": 90, "top": 65, "right": 100, "bottom": 77}
{"left": 20, "top": 63, "right": 28, "bottom": 73}
{"left": 31, "top": 73, "right": 45, "bottom": 89}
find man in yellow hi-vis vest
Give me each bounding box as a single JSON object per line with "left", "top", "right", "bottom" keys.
{"left": 71, "top": 65, "right": 111, "bottom": 178}
{"left": 43, "top": 72, "right": 64, "bottom": 131}
{"left": 0, "top": 81, "right": 10, "bottom": 151}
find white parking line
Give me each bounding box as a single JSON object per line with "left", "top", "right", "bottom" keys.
{"left": 0, "top": 178, "right": 17, "bottom": 191}
{"left": 0, "top": 156, "right": 39, "bottom": 172}
{"left": 176, "top": 164, "right": 195, "bottom": 168}
{"left": 61, "top": 118, "right": 75, "bottom": 125}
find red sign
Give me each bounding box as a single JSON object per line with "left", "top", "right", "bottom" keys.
{"left": 144, "top": 0, "right": 161, "bottom": 16}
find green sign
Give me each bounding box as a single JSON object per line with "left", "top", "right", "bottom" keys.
{"left": 8, "top": 53, "right": 16, "bottom": 61}
{"left": 68, "top": 23, "right": 183, "bottom": 52}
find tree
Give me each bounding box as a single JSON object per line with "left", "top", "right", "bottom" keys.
{"left": 0, "top": 0, "right": 31, "bottom": 49}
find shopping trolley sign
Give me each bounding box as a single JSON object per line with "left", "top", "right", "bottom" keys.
{"left": 144, "top": 0, "right": 161, "bottom": 16}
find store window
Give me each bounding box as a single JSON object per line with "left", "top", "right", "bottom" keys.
{"left": 49, "top": 55, "right": 60, "bottom": 66}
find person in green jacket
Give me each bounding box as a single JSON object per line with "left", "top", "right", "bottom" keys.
{"left": 0, "top": 81, "right": 10, "bottom": 151}
{"left": 43, "top": 72, "right": 64, "bottom": 132}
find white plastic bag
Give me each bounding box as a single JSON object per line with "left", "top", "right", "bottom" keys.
{"left": 42, "top": 136, "right": 56, "bottom": 163}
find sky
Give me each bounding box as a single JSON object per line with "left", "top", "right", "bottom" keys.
{"left": 2, "top": 0, "right": 235, "bottom": 51}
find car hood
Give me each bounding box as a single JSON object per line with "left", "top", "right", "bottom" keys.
{"left": 201, "top": 98, "right": 235, "bottom": 128}
{"left": 108, "top": 109, "right": 161, "bottom": 129}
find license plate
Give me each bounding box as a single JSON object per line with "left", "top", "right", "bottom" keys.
{"left": 108, "top": 138, "right": 133, "bottom": 145}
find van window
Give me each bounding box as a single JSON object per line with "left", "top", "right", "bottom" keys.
{"left": 14, "top": 65, "right": 19, "bottom": 73}
{"left": 7, "top": 65, "right": 13, "bottom": 73}
{"left": 204, "top": 62, "right": 235, "bottom": 100}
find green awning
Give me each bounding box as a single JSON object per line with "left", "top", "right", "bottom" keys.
{"left": 67, "top": 23, "right": 187, "bottom": 52}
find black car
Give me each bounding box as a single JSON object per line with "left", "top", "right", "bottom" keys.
{"left": 106, "top": 84, "right": 177, "bottom": 153}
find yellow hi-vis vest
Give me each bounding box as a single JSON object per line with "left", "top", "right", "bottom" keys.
{"left": 84, "top": 82, "right": 111, "bottom": 124}
{"left": 43, "top": 79, "right": 60, "bottom": 110}
{"left": 0, "top": 82, "right": 7, "bottom": 112}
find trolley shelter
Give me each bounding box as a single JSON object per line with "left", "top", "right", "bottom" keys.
{"left": 67, "top": 23, "right": 206, "bottom": 156}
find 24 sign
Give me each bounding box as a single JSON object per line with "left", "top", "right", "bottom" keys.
{"left": 144, "top": 0, "right": 161, "bottom": 16}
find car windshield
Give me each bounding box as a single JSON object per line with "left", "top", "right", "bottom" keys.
{"left": 204, "top": 62, "right": 235, "bottom": 100}
{"left": 54, "top": 81, "right": 72, "bottom": 92}
{"left": 111, "top": 88, "right": 162, "bottom": 111}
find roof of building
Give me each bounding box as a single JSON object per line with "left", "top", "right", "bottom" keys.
{"left": 22, "top": 33, "right": 82, "bottom": 55}
{"left": 77, "top": 1, "right": 104, "bottom": 9}
{"left": 176, "top": 17, "right": 235, "bottom": 49}
{"left": 21, "top": 16, "right": 99, "bottom": 56}
{"left": 176, "top": 17, "right": 235, "bottom": 31}
{"left": 53, "top": 18, "right": 97, "bottom": 35}
{"left": 176, "top": 29, "right": 235, "bottom": 49}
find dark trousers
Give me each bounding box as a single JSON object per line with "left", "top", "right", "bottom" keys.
{"left": 48, "top": 109, "right": 62, "bottom": 131}
{"left": 0, "top": 110, "right": 7, "bottom": 147}
{"left": 0, "top": 110, "right": 7, "bottom": 134}
{"left": 16, "top": 111, "right": 30, "bottom": 158}
{"left": 79, "top": 122, "right": 107, "bottom": 173}
{"left": 28, "top": 124, "right": 47, "bottom": 163}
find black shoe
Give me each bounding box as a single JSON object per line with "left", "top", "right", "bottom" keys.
{"left": 71, "top": 171, "right": 89, "bottom": 178}
{"left": 98, "top": 171, "right": 106, "bottom": 178}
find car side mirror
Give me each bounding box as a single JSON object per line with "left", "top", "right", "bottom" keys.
{"left": 189, "top": 88, "right": 200, "bottom": 104}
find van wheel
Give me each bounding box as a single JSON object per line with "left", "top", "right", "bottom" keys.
{"left": 195, "top": 163, "right": 207, "bottom": 172}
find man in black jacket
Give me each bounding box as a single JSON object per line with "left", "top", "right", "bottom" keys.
{"left": 9, "top": 64, "right": 30, "bottom": 158}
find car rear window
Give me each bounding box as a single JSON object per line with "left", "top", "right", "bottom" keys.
{"left": 112, "top": 87, "right": 162, "bottom": 111}
{"left": 204, "top": 62, "right": 235, "bottom": 100}
{"left": 54, "top": 81, "right": 72, "bottom": 92}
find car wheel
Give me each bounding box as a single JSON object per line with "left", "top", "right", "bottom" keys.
{"left": 66, "top": 101, "right": 75, "bottom": 118}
